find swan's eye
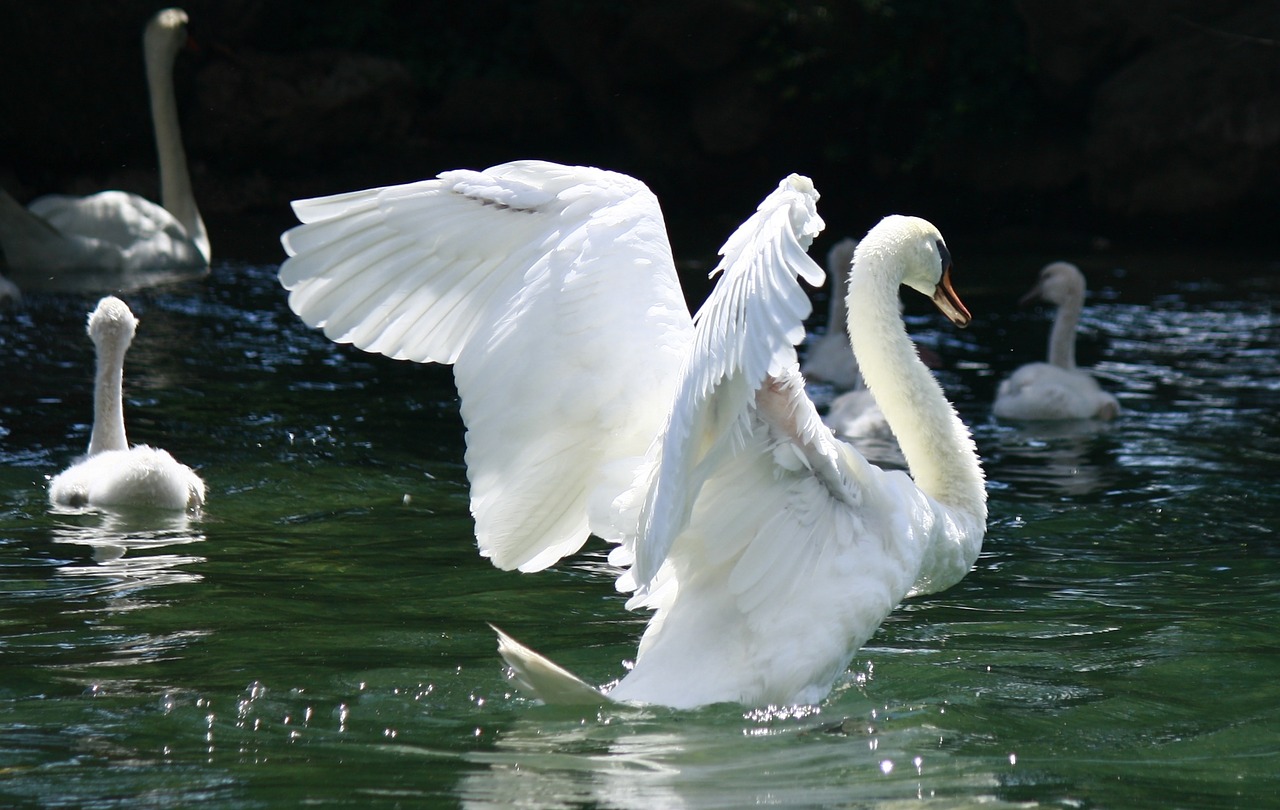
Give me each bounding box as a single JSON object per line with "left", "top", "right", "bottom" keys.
{"left": 936, "top": 240, "right": 952, "bottom": 273}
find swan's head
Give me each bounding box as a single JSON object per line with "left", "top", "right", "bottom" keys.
{"left": 145, "top": 8, "right": 191, "bottom": 61}
{"left": 87, "top": 296, "right": 139, "bottom": 350}
{"left": 1020, "top": 261, "right": 1085, "bottom": 307}
{"left": 857, "top": 215, "right": 971, "bottom": 327}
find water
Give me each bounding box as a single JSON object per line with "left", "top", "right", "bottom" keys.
{"left": 1, "top": 254, "right": 1278, "bottom": 808}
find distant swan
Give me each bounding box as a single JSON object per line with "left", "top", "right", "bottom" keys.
{"left": 993, "top": 261, "right": 1119, "bottom": 421}
{"left": 0, "top": 8, "right": 209, "bottom": 283}
{"left": 802, "top": 237, "right": 861, "bottom": 389}
{"left": 49, "top": 296, "right": 206, "bottom": 510}
{"left": 280, "top": 162, "right": 986, "bottom": 709}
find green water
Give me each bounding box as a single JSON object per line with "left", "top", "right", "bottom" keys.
{"left": 1, "top": 258, "right": 1278, "bottom": 808}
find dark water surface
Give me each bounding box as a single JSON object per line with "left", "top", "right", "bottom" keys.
{"left": 1, "top": 255, "right": 1278, "bottom": 808}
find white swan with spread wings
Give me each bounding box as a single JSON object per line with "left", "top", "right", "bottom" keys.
{"left": 279, "top": 161, "right": 986, "bottom": 708}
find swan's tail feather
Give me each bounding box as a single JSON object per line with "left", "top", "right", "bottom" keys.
{"left": 491, "top": 624, "right": 611, "bottom": 706}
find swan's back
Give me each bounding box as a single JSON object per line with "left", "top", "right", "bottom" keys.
{"left": 26, "top": 192, "right": 206, "bottom": 273}
{"left": 994, "top": 362, "right": 1119, "bottom": 421}
{"left": 50, "top": 446, "right": 206, "bottom": 510}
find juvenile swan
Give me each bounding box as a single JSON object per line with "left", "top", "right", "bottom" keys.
{"left": 994, "top": 261, "right": 1119, "bottom": 421}
{"left": 280, "top": 162, "right": 986, "bottom": 709}
{"left": 802, "top": 237, "right": 862, "bottom": 389}
{"left": 49, "top": 297, "right": 206, "bottom": 510}
{"left": 0, "top": 8, "right": 209, "bottom": 281}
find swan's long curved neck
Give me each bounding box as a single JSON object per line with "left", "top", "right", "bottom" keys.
{"left": 1047, "top": 293, "right": 1082, "bottom": 369}
{"left": 87, "top": 337, "right": 130, "bottom": 456}
{"left": 146, "top": 41, "right": 209, "bottom": 262}
{"left": 846, "top": 264, "right": 984, "bottom": 515}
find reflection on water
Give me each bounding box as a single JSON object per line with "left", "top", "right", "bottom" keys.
{"left": 12, "top": 508, "right": 213, "bottom": 672}
{"left": 456, "top": 701, "right": 1031, "bottom": 810}
{"left": 48, "top": 507, "right": 206, "bottom": 600}
{"left": 982, "top": 419, "right": 1120, "bottom": 498}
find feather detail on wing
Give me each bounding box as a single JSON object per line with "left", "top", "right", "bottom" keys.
{"left": 280, "top": 161, "right": 693, "bottom": 572}
{"left": 627, "top": 174, "right": 833, "bottom": 589}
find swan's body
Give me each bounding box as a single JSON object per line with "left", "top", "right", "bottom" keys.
{"left": 0, "top": 9, "right": 209, "bottom": 283}
{"left": 280, "top": 162, "right": 986, "bottom": 708}
{"left": 49, "top": 296, "right": 205, "bottom": 510}
{"left": 993, "top": 262, "right": 1119, "bottom": 421}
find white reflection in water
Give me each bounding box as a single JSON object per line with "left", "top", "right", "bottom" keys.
{"left": 454, "top": 709, "right": 1021, "bottom": 810}
{"left": 49, "top": 508, "right": 207, "bottom": 600}
{"left": 985, "top": 419, "right": 1118, "bottom": 498}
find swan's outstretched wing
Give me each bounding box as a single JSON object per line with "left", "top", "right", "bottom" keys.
{"left": 627, "top": 175, "right": 885, "bottom": 588}
{"left": 280, "top": 161, "right": 694, "bottom": 571}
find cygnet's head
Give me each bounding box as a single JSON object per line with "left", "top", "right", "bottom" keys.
{"left": 855, "top": 215, "right": 971, "bottom": 327}
{"left": 1021, "top": 261, "right": 1085, "bottom": 307}
{"left": 144, "top": 8, "right": 190, "bottom": 61}
{"left": 87, "top": 296, "right": 139, "bottom": 349}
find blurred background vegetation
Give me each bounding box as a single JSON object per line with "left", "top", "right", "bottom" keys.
{"left": 1, "top": 0, "right": 1277, "bottom": 267}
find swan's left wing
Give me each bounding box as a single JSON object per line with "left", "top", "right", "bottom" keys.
{"left": 280, "top": 162, "right": 693, "bottom": 572}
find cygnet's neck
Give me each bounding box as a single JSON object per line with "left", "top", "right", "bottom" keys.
{"left": 845, "top": 256, "right": 984, "bottom": 515}
{"left": 146, "top": 35, "right": 209, "bottom": 263}
{"left": 87, "top": 334, "right": 130, "bottom": 456}
{"left": 1047, "top": 292, "right": 1082, "bottom": 370}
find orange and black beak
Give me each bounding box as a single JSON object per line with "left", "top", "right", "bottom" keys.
{"left": 932, "top": 266, "right": 972, "bottom": 327}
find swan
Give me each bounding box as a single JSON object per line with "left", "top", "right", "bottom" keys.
{"left": 0, "top": 8, "right": 209, "bottom": 283}
{"left": 993, "top": 261, "right": 1120, "bottom": 421}
{"left": 49, "top": 296, "right": 206, "bottom": 510}
{"left": 279, "top": 161, "right": 987, "bottom": 708}
{"left": 801, "top": 237, "right": 862, "bottom": 389}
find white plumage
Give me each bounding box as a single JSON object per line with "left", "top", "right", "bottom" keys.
{"left": 49, "top": 296, "right": 205, "bottom": 510}
{"left": 280, "top": 161, "right": 987, "bottom": 708}
{"left": 0, "top": 9, "right": 209, "bottom": 284}
{"left": 994, "top": 261, "right": 1120, "bottom": 421}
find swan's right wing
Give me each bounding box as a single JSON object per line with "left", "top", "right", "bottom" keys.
{"left": 280, "top": 161, "right": 694, "bottom": 571}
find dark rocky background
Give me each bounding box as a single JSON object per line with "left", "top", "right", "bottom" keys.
{"left": 2, "top": 0, "right": 1277, "bottom": 277}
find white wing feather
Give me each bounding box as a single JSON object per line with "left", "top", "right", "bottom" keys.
{"left": 280, "top": 161, "right": 693, "bottom": 571}
{"left": 629, "top": 174, "right": 828, "bottom": 587}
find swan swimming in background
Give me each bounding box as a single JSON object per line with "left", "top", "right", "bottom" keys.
{"left": 993, "top": 261, "right": 1120, "bottom": 421}
{"left": 801, "top": 237, "right": 862, "bottom": 390}
{"left": 0, "top": 8, "right": 209, "bottom": 284}
{"left": 279, "top": 161, "right": 986, "bottom": 709}
{"left": 49, "top": 296, "right": 206, "bottom": 510}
